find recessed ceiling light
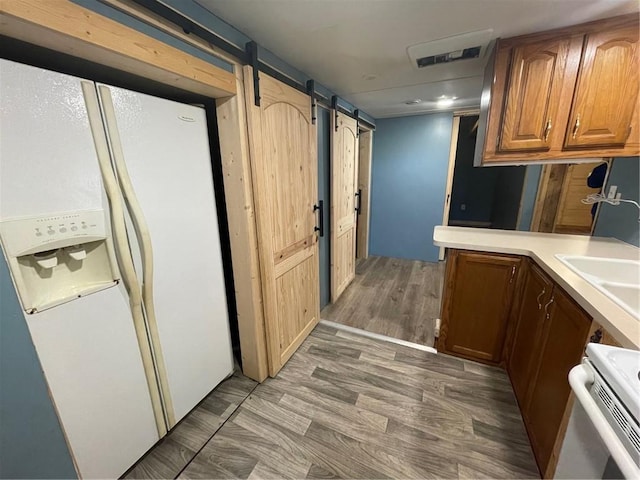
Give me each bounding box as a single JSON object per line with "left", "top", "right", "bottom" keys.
{"left": 436, "top": 95, "right": 457, "bottom": 108}
{"left": 405, "top": 99, "right": 422, "bottom": 105}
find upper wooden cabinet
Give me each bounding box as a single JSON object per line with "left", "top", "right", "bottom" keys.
{"left": 565, "top": 26, "right": 640, "bottom": 148}
{"left": 499, "top": 38, "right": 572, "bottom": 152}
{"left": 478, "top": 14, "right": 639, "bottom": 164}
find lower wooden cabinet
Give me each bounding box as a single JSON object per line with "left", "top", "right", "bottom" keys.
{"left": 507, "top": 261, "right": 554, "bottom": 405}
{"left": 524, "top": 286, "right": 592, "bottom": 474}
{"left": 437, "top": 250, "right": 521, "bottom": 364}
{"left": 439, "top": 250, "right": 594, "bottom": 477}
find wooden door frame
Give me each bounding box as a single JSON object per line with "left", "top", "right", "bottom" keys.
{"left": 2, "top": 1, "right": 270, "bottom": 382}
{"left": 356, "top": 126, "right": 373, "bottom": 260}
{"left": 439, "top": 112, "right": 485, "bottom": 260}
{"left": 440, "top": 116, "right": 460, "bottom": 260}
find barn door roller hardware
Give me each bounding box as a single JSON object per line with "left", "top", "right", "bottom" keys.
{"left": 246, "top": 41, "right": 260, "bottom": 106}
{"left": 307, "top": 80, "right": 317, "bottom": 125}
{"left": 331, "top": 97, "right": 369, "bottom": 132}
{"left": 354, "top": 109, "right": 360, "bottom": 138}
{"left": 331, "top": 96, "right": 339, "bottom": 131}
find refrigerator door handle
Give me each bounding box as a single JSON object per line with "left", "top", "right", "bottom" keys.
{"left": 97, "top": 85, "right": 176, "bottom": 428}
{"left": 81, "top": 81, "right": 168, "bottom": 437}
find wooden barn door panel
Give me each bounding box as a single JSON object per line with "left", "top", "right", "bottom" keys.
{"left": 331, "top": 111, "right": 359, "bottom": 301}
{"left": 243, "top": 67, "right": 319, "bottom": 376}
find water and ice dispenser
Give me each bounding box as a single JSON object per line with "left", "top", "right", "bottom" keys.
{"left": 0, "top": 209, "right": 120, "bottom": 313}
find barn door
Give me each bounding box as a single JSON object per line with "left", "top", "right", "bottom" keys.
{"left": 243, "top": 68, "right": 319, "bottom": 376}
{"left": 331, "top": 111, "right": 359, "bottom": 301}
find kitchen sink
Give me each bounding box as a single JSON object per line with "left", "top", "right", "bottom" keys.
{"left": 599, "top": 283, "right": 640, "bottom": 320}
{"left": 556, "top": 255, "right": 640, "bottom": 320}
{"left": 556, "top": 255, "right": 640, "bottom": 284}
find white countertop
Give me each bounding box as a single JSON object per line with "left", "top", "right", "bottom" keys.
{"left": 433, "top": 226, "right": 640, "bottom": 349}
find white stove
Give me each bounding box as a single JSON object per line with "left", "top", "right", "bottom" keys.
{"left": 586, "top": 344, "right": 640, "bottom": 469}
{"left": 557, "top": 343, "right": 640, "bottom": 479}
{"left": 587, "top": 343, "right": 640, "bottom": 425}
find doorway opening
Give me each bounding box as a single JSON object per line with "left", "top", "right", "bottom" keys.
{"left": 446, "top": 115, "right": 528, "bottom": 230}
{"left": 355, "top": 128, "right": 373, "bottom": 260}
{"left": 320, "top": 122, "right": 444, "bottom": 348}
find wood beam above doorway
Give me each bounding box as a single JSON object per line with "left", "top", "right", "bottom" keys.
{"left": 0, "top": 0, "right": 236, "bottom": 98}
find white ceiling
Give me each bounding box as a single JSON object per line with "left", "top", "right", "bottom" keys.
{"left": 197, "top": 0, "right": 639, "bottom": 118}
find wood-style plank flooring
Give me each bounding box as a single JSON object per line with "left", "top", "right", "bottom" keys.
{"left": 126, "top": 324, "right": 539, "bottom": 479}
{"left": 321, "top": 256, "right": 445, "bottom": 347}
{"left": 124, "top": 371, "right": 258, "bottom": 479}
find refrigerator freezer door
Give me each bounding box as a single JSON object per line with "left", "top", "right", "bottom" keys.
{"left": 0, "top": 60, "right": 160, "bottom": 477}
{"left": 99, "top": 84, "right": 234, "bottom": 423}
{"left": 0, "top": 61, "right": 102, "bottom": 218}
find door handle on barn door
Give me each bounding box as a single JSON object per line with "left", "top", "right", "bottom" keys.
{"left": 314, "top": 200, "right": 324, "bottom": 237}
{"left": 355, "top": 189, "right": 362, "bottom": 215}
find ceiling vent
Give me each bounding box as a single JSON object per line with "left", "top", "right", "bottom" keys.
{"left": 407, "top": 29, "right": 493, "bottom": 70}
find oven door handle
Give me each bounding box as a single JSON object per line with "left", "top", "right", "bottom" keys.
{"left": 569, "top": 363, "right": 640, "bottom": 479}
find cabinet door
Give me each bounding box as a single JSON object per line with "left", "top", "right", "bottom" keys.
{"left": 441, "top": 251, "right": 521, "bottom": 363}
{"left": 565, "top": 26, "right": 639, "bottom": 148}
{"left": 525, "top": 287, "right": 591, "bottom": 473}
{"left": 508, "top": 262, "right": 553, "bottom": 407}
{"left": 499, "top": 38, "right": 572, "bottom": 151}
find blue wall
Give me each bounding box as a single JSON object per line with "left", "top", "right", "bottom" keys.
{"left": 0, "top": 254, "right": 77, "bottom": 479}
{"left": 317, "top": 108, "right": 331, "bottom": 309}
{"left": 593, "top": 157, "right": 640, "bottom": 247}
{"left": 369, "top": 113, "right": 453, "bottom": 262}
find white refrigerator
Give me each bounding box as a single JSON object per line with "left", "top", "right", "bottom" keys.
{"left": 0, "top": 59, "right": 234, "bottom": 478}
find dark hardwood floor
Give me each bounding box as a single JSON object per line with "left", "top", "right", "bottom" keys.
{"left": 321, "top": 256, "right": 445, "bottom": 347}
{"left": 126, "top": 323, "right": 539, "bottom": 479}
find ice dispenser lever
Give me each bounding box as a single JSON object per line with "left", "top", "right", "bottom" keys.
{"left": 33, "top": 249, "right": 59, "bottom": 269}
{"left": 66, "top": 245, "right": 87, "bottom": 261}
